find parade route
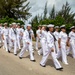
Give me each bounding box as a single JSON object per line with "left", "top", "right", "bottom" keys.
{"left": 0, "top": 47, "right": 75, "bottom": 75}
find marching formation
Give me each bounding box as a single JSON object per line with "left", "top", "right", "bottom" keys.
{"left": 0, "top": 23, "right": 75, "bottom": 71}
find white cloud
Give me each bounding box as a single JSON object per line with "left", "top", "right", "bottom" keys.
{"left": 26, "top": 0, "right": 75, "bottom": 23}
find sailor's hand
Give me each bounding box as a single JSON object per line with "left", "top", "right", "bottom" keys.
{"left": 27, "top": 42, "right": 30, "bottom": 44}
{"left": 2, "top": 37, "right": 4, "bottom": 40}
{"left": 59, "top": 45, "right": 61, "bottom": 48}
{"left": 11, "top": 39, "right": 14, "bottom": 42}
{"left": 51, "top": 48, "right": 54, "bottom": 52}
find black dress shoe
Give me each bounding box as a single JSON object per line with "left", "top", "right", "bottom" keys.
{"left": 0, "top": 46, "right": 1, "bottom": 48}
{"left": 8, "top": 50, "right": 10, "bottom": 53}
{"left": 19, "top": 57, "right": 22, "bottom": 59}
{"left": 19, "top": 49, "right": 21, "bottom": 51}
{"left": 56, "top": 67, "right": 63, "bottom": 70}
{"left": 40, "top": 64, "right": 46, "bottom": 67}
{"left": 60, "top": 67, "right": 63, "bottom": 70}
{"left": 14, "top": 54, "right": 17, "bottom": 56}
{"left": 31, "top": 60, "right": 36, "bottom": 62}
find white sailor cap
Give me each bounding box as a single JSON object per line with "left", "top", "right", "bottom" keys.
{"left": 60, "top": 25, "right": 65, "bottom": 28}
{"left": 9, "top": 24, "right": 12, "bottom": 26}
{"left": 42, "top": 25, "right": 47, "bottom": 27}
{"left": 17, "top": 23, "right": 20, "bottom": 25}
{"left": 27, "top": 24, "right": 32, "bottom": 27}
{"left": 70, "top": 26, "right": 75, "bottom": 29}
{"left": 4, "top": 23, "right": 8, "bottom": 25}
{"left": 55, "top": 26, "right": 59, "bottom": 29}
{"left": 38, "top": 25, "right": 42, "bottom": 27}
{"left": 47, "top": 24, "right": 54, "bottom": 28}
{"left": 21, "top": 25, "right": 24, "bottom": 27}
{"left": 12, "top": 23, "right": 16, "bottom": 25}
{"left": 0, "top": 23, "right": 2, "bottom": 25}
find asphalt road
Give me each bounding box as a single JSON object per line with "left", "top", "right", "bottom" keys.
{"left": 0, "top": 46, "right": 75, "bottom": 75}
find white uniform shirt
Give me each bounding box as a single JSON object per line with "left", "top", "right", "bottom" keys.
{"left": 53, "top": 31, "right": 59, "bottom": 40}
{"left": 20, "top": 28, "right": 24, "bottom": 37}
{"left": 10, "top": 28, "right": 17, "bottom": 40}
{"left": 36, "top": 29, "right": 41, "bottom": 38}
{"left": 2, "top": 28, "right": 9, "bottom": 36}
{"left": 40, "top": 30, "right": 47, "bottom": 41}
{"left": 47, "top": 31, "right": 55, "bottom": 48}
{"left": 20, "top": 28, "right": 24, "bottom": 33}
{"left": 9, "top": 28, "right": 12, "bottom": 39}
{"left": 69, "top": 31, "right": 75, "bottom": 41}
{"left": 0, "top": 26, "right": 3, "bottom": 35}
{"left": 59, "top": 31, "right": 68, "bottom": 44}
{"left": 16, "top": 28, "right": 22, "bottom": 37}
{"left": 23, "top": 29, "right": 34, "bottom": 43}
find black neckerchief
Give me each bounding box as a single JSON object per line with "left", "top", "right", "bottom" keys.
{"left": 13, "top": 28, "right": 17, "bottom": 35}
{"left": 50, "top": 32, "right": 57, "bottom": 41}
{"left": 28, "top": 30, "right": 31, "bottom": 39}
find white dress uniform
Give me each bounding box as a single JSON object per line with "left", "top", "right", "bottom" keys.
{"left": 53, "top": 31, "right": 61, "bottom": 58}
{"left": 38, "top": 30, "right": 47, "bottom": 55}
{"left": 16, "top": 28, "right": 22, "bottom": 49}
{"left": 36, "top": 29, "right": 41, "bottom": 50}
{"left": 69, "top": 31, "right": 75, "bottom": 58}
{"left": 8, "top": 27, "right": 13, "bottom": 51}
{"left": 19, "top": 29, "right": 35, "bottom": 61}
{"left": 9, "top": 28, "right": 17, "bottom": 54}
{"left": 0, "top": 26, "right": 3, "bottom": 47}
{"left": 2, "top": 28, "right": 9, "bottom": 51}
{"left": 59, "top": 31, "right": 68, "bottom": 64}
{"left": 40, "top": 31, "right": 62, "bottom": 69}
{"left": 20, "top": 28, "right": 24, "bottom": 47}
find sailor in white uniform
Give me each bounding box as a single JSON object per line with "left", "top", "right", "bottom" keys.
{"left": 53, "top": 26, "right": 61, "bottom": 58}
{"left": 58, "top": 25, "right": 68, "bottom": 65}
{"left": 20, "top": 25, "right": 25, "bottom": 47}
{"left": 36, "top": 25, "right": 41, "bottom": 50}
{"left": 40, "top": 24, "right": 63, "bottom": 70}
{"left": 2, "top": 23, "right": 9, "bottom": 52}
{"left": 38, "top": 25, "right": 47, "bottom": 55}
{"left": 68, "top": 26, "right": 75, "bottom": 58}
{"left": 19, "top": 24, "right": 36, "bottom": 62}
{"left": 9, "top": 23, "right": 18, "bottom": 55}
{"left": 16, "top": 24, "right": 22, "bottom": 50}
{"left": 8, "top": 24, "right": 13, "bottom": 53}
{"left": 0, "top": 23, "right": 3, "bottom": 48}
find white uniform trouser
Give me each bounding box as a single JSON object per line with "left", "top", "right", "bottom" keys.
{"left": 0, "top": 34, "right": 2, "bottom": 46}
{"left": 21, "top": 36, "right": 23, "bottom": 46}
{"left": 22, "top": 39, "right": 25, "bottom": 48}
{"left": 36, "top": 37, "right": 39, "bottom": 50}
{"left": 17, "top": 36, "right": 21, "bottom": 49}
{"left": 19, "top": 41, "right": 35, "bottom": 60}
{"left": 70, "top": 40, "right": 75, "bottom": 58}
{"left": 4, "top": 36, "right": 9, "bottom": 51}
{"left": 39, "top": 39, "right": 46, "bottom": 55}
{"left": 61, "top": 42, "right": 68, "bottom": 64}
{"left": 55, "top": 41, "right": 61, "bottom": 58}
{"left": 66, "top": 46, "right": 71, "bottom": 55}
{"left": 12, "top": 39, "right": 17, "bottom": 54}
{"left": 40, "top": 46, "right": 62, "bottom": 69}
{"left": 9, "top": 38, "right": 13, "bottom": 51}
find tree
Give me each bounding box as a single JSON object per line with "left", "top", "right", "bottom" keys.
{"left": 43, "top": 2, "right": 47, "bottom": 20}
{"left": 31, "top": 1, "right": 75, "bottom": 35}
{"left": 54, "top": 16, "right": 65, "bottom": 26}
{"left": 0, "top": 0, "right": 31, "bottom": 20}
{"left": 57, "top": 2, "right": 75, "bottom": 24}
{"left": 31, "top": 16, "right": 39, "bottom": 35}
{"left": 49, "top": 5, "right": 56, "bottom": 19}
{"left": 0, "top": 16, "right": 24, "bottom": 26}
